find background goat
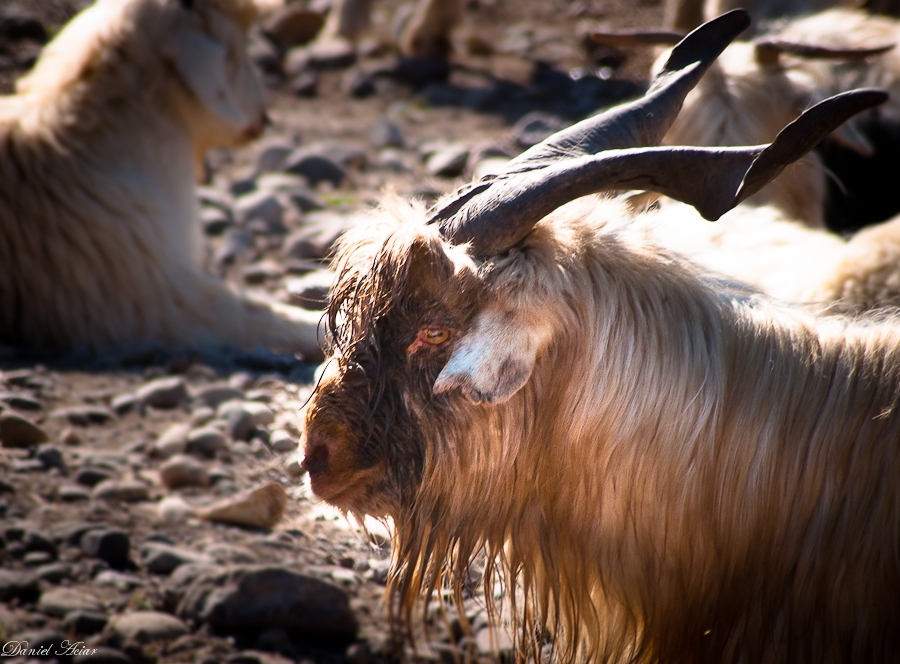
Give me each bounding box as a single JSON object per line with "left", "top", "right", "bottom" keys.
{"left": 301, "top": 12, "right": 899, "bottom": 663}
{"left": 0, "top": 0, "right": 322, "bottom": 356}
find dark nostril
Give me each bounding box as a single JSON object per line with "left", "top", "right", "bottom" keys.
{"left": 302, "top": 436, "right": 331, "bottom": 476}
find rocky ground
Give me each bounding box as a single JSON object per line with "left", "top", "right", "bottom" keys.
{"left": 0, "top": 1, "right": 664, "bottom": 662}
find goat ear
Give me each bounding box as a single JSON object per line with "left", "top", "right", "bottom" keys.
{"left": 162, "top": 25, "right": 248, "bottom": 128}
{"left": 433, "top": 309, "right": 547, "bottom": 404}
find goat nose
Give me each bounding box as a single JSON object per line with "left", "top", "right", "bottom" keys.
{"left": 301, "top": 433, "right": 332, "bottom": 476}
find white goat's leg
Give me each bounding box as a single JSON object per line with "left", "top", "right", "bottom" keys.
{"left": 317, "top": 0, "right": 373, "bottom": 43}
{"left": 399, "top": 0, "right": 462, "bottom": 59}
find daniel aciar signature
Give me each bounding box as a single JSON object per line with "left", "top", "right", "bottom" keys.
{"left": 1, "top": 641, "right": 98, "bottom": 657}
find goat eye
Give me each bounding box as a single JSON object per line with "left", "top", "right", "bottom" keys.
{"left": 423, "top": 329, "right": 450, "bottom": 345}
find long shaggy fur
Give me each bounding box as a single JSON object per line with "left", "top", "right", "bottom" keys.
{"left": 305, "top": 195, "right": 900, "bottom": 662}
{"left": 0, "top": 0, "right": 322, "bottom": 355}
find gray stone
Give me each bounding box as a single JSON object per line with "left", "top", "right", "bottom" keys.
{"left": 75, "top": 466, "right": 113, "bottom": 487}
{"left": 218, "top": 401, "right": 274, "bottom": 442}
{"left": 203, "top": 543, "right": 259, "bottom": 565}
{"left": 215, "top": 227, "right": 257, "bottom": 267}
{"left": 58, "top": 484, "right": 91, "bottom": 501}
{"left": 109, "top": 611, "right": 189, "bottom": 643}
{"left": 191, "top": 384, "right": 245, "bottom": 409}
{"left": 253, "top": 137, "right": 297, "bottom": 175}
{"left": 290, "top": 70, "right": 320, "bottom": 97}
{"left": 159, "top": 454, "right": 210, "bottom": 489}
{"left": 0, "top": 569, "right": 38, "bottom": 602}
{"left": 140, "top": 542, "right": 214, "bottom": 574}
{"left": 0, "top": 410, "right": 49, "bottom": 447}
{"left": 49, "top": 521, "right": 106, "bottom": 547}
{"left": 282, "top": 211, "right": 360, "bottom": 260}
{"left": 34, "top": 562, "right": 74, "bottom": 583}
{"left": 243, "top": 260, "right": 284, "bottom": 285}
{"left": 268, "top": 429, "right": 298, "bottom": 453}
{"left": 13, "top": 458, "right": 45, "bottom": 472}
{"left": 36, "top": 443, "right": 65, "bottom": 470}
{"left": 424, "top": 144, "right": 470, "bottom": 178}
{"left": 196, "top": 185, "right": 233, "bottom": 213}
{"left": 285, "top": 270, "right": 333, "bottom": 309}
{"left": 153, "top": 423, "right": 190, "bottom": 459}
{"left": 0, "top": 391, "right": 42, "bottom": 410}
{"left": 110, "top": 392, "right": 138, "bottom": 416}
{"left": 81, "top": 529, "right": 131, "bottom": 569}
{"left": 177, "top": 566, "right": 358, "bottom": 642}
{"left": 62, "top": 610, "right": 109, "bottom": 635}
{"left": 136, "top": 376, "right": 188, "bottom": 409}
{"left": 302, "top": 39, "right": 357, "bottom": 70}
{"left": 38, "top": 587, "right": 104, "bottom": 617}
{"left": 196, "top": 483, "right": 287, "bottom": 529}
{"left": 186, "top": 427, "right": 229, "bottom": 458}
{"left": 284, "top": 152, "right": 348, "bottom": 188}
{"left": 234, "top": 190, "right": 284, "bottom": 228}
{"left": 369, "top": 116, "right": 404, "bottom": 148}
{"left": 201, "top": 206, "right": 232, "bottom": 236}
{"left": 49, "top": 405, "right": 115, "bottom": 425}
{"left": 91, "top": 479, "right": 150, "bottom": 503}
{"left": 73, "top": 647, "right": 132, "bottom": 664}
{"left": 94, "top": 570, "right": 145, "bottom": 591}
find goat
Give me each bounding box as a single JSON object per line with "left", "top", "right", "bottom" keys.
{"left": 315, "top": 0, "right": 462, "bottom": 60}
{"left": 300, "top": 11, "right": 899, "bottom": 663}
{"left": 0, "top": 0, "right": 323, "bottom": 356}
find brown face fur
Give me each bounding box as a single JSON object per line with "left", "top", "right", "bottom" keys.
{"left": 302, "top": 213, "right": 483, "bottom": 518}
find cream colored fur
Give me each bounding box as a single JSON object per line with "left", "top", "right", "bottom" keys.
{"left": 0, "top": 0, "right": 323, "bottom": 355}
{"left": 311, "top": 195, "right": 900, "bottom": 661}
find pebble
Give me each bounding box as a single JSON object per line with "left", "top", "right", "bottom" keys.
{"left": 0, "top": 391, "right": 42, "bottom": 410}
{"left": 369, "top": 116, "right": 405, "bottom": 148}
{"left": 215, "top": 227, "right": 257, "bottom": 267}
{"left": 49, "top": 521, "right": 106, "bottom": 547}
{"left": 62, "top": 610, "right": 108, "bottom": 635}
{"left": 281, "top": 210, "right": 359, "bottom": 260}
{"left": 196, "top": 482, "right": 288, "bottom": 529}
{"left": 285, "top": 270, "right": 333, "bottom": 309}
{"left": 186, "top": 426, "right": 230, "bottom": 458}
{"left": 92, "top": 479, "right": 150, "bottom": 503}
{"left": 94, "top": 570, "right": 145, "bottom": 591}
{"left": 0, "top": 410, "right": 49, "bottom": 447}
{"left": 109, "top": 610, "right": 190, "bottom": 643}
{"left": 140, "top": 542, "right": 215, "bottom": 574}
{"left": 201, "top": 206, "right": 233, "bottom": 236}
{"left": 196, "top": 185, "right": 233, "bottom": 212}
{"left": 160, "top": 453, "right": 211, "bottom": 489}
{"left": 153, "top": 422, "right": 191, "bottom": 458}
{"left": 75, "top": 466, "right": 113, "bottom": 487}
{"left": 136, "top": 376, "right": 188, "bottom": 408}
{"left": 285, "top": 454, "right": 306, "bottom": 478}
{"left": 191, "top": 384, "right": 245, "bottom": 409}
{"left": 73, "top": 647, "right": 132, "bottom": 664}
{"left": 110, "top": 392, "right": 139, "bottom": 416}
{"left": 253, "top": 137, "right": 296, "bottom": 175}
{"left": 38, "top": 587, "right": 104, "bottom": 617}
{"left": 190, "top": 405, "right": 216, "bottom": 427}
{"left": 283, "top": 149, "right": 348, "bottom": 187}
{"left": 290, "top": 70, "right": 320, "bottom": 97}
{"left": 0, "top": 569, "right": 39, "bottom": 602}
{"left": 424, "top": 144, "right": 470, "bottom": 178}
{"left": 302, "top": 39, "right": 357, "bottom": 70}
{"left": 269, "top": 429, "right": 298, "bottom": 453}
{"left": 58, "top": 484, "right": 91, "bottom": 501}
{"left": 243, "top": 260, "right": 285, "bottom": 284}
{"left": 157, "top": 495, "right": 195, "bottom": 523}
{"left": 234, "top": 190, "right": 285, "bottom": 229}
{"left": 80, "top": 528, "right": 131, "bottom": 569}
{"left": 177, "top": 565, "right": 358, "bottom": 642}
{"left": 50, "top": 404, "right": 115, "bottom": 425}
{"left": 203, "top": 543, "right": 259, "bottom": 565}
{"left": 34, "top": 562, "right": 74, "bottom": 584}
{"left": 36, "top": 443, "right": 65, "bottom": 470}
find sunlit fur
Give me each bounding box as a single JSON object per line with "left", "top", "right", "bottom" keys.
{"left": 0, "top": 0, "right": 322, "bottom": 355}
{"left": 305, "top": 194, "right": 900, "bottom": 662}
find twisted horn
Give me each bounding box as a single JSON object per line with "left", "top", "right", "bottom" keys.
{"left": 428, "top": 10, "right": 752, "bottom": 251}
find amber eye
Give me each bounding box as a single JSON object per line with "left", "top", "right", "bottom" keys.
{"left": 422, "top": 328, "right": 450, "bottom": 345}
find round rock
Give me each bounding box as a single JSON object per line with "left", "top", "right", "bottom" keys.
{"left": 153, "top": 422, "right": 190, "bottom": 459}
{"left": 0, "top": 411, "right": 49, "bottom": 447}
{"left": 91, "top": 479, "right": 150, "bottom": 503}
{"left": 109, "top": 611, "right": 189, "bottom": 643}
{"left": 136, "top": 376, "right": 188, "bottom": 409}
{"left": 186, "top": 427, "right": 229, "bottom": 459}
{"left": 38, "top": 587, "right": 104, "bottom": 617}
{"left": 81, "top": 528, "right": 131, "bottom": 569}
{"left": 160, "top": 454, "right": 211, "bottom": 489}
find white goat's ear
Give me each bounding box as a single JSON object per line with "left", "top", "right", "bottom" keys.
{"left": 433, "top": 309, "right": 549, "bottom": 404}
{"left": 163, "top": 26, "right": 248, "bottom": 128}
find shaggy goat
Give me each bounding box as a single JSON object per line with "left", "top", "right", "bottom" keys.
{"left": 0, "top": 0, "right": 323, "bottom": 355}
{"left": 301, "top": 12, "right": 898, "bottom": 663}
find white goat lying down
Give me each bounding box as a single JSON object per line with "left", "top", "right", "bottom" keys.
{"left": 300, "top": 11, "right": 899, "bottom": 663}
{"left": 0, "top": 0, "right": 322, "bottom": 356}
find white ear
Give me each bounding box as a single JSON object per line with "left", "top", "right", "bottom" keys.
{"left": 162, "top": 26, "right": 248, "bottom": 129}
{"left": 433, "top": 308, "right": 549, "bottom": 404}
